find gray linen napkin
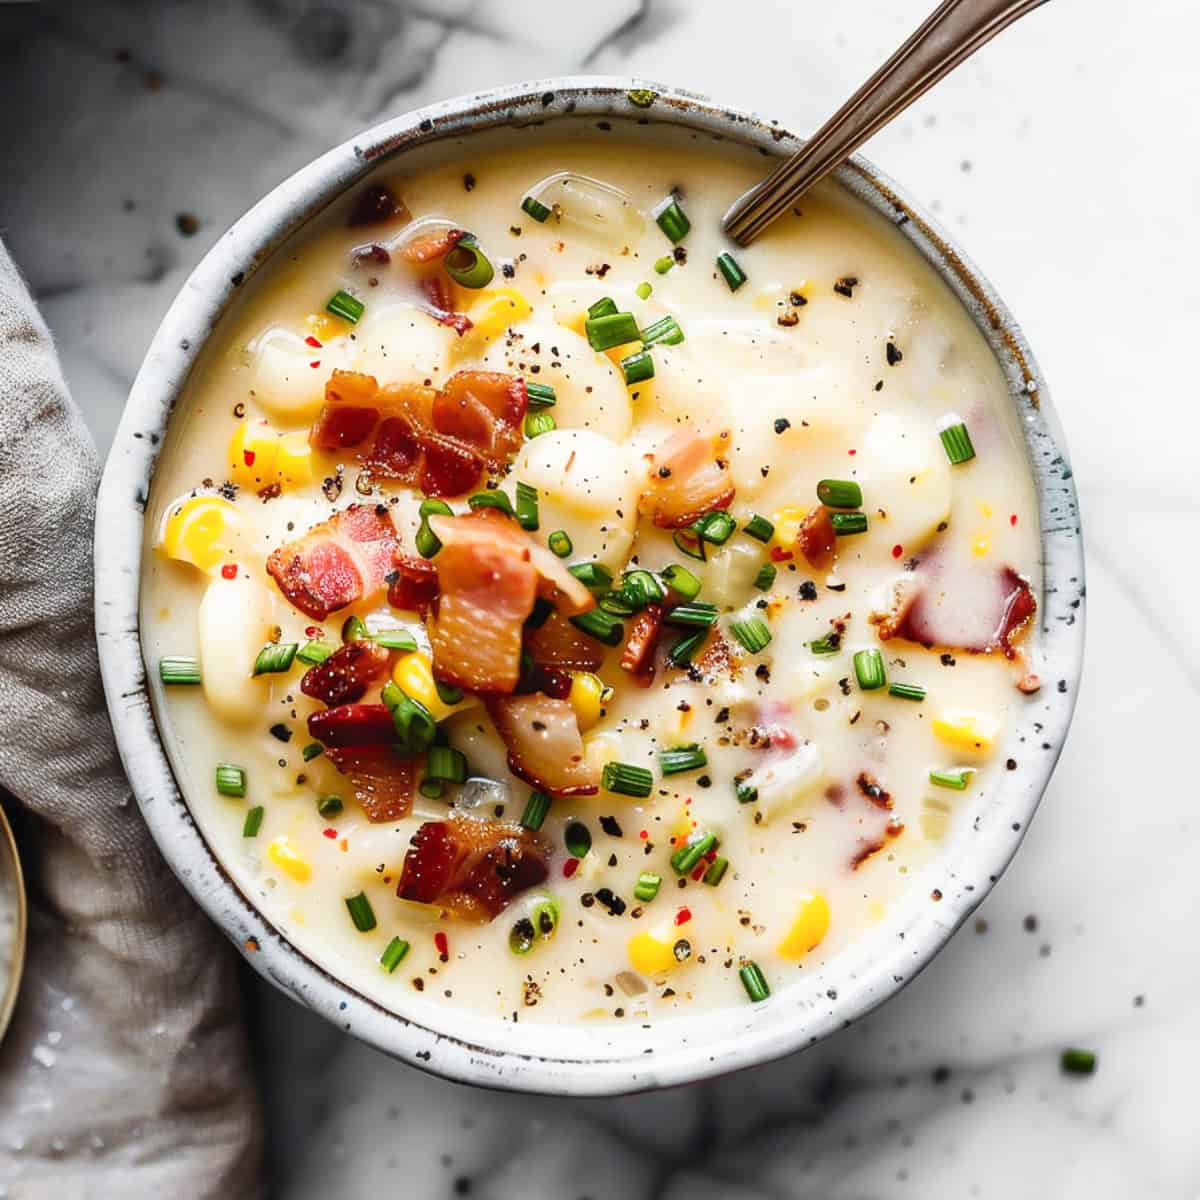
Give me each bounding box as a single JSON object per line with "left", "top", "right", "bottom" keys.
{"left": 0, "top": 243, "right": 262, "bottom": 1197}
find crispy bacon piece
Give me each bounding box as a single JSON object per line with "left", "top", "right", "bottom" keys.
{"left": 639, "top": 428, "right": 735, "bottom": 529}
{"left": 266, "top": 504, "right": 399, "bottom": 620}
{"left": 856, "top": 771, "right": 894, "bottom": 811}
{"left": 398, "top": 226, "right": 466, "bottom": 263}
{"left": 485, "top": 693, "right": 600, "bottom": 797}
{"left": 307, "top": 703, "right": 395, "bottom": 747}
{"left": 620, "top": 603, "right": 663, "bottom": 687}
{"left": 851, "top": 820, "right": 905, "bottom": 870}
{"left": 526, "top": 610, "right": 605, "bottom": 673}
{"left": 696, "top": 629, "right": 737, "bottom": 681}
{"left": 397, "top": 813, "right": 551, "bottom": 920}
{"left": 348, "top": 183, "right": 408, "bottom": 228}
{"left": 300, "top": 640, "right": 390, "bottom": 707}
{"left": 387, "top": 552, "right": 439, "bottom": 614}
{"left": 419, "top": 276, "right": 473, "bottom": 336}
{"left": 798, "top": 505, "right": 836, "bottom": 568}
{"left": 433, "top": 371, "right": 526, "bottom": 464}
{"left": 326, "top": 746, "right": 414, "bottom": 823}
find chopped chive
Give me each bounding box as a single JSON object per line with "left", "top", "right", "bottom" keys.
{"left": 521, "top": 195, "right": 551, "bottom": 222}
{"left": 569, "top": 608, "right": 625, "bottom": 646}
{"left": 520, "top": 790, "right": 552, "bottom": 831}
{"left": 667, "top": 630, "right": 706, "bottom": 667}
{"left": 341, "top": 615, "right": 368, "bottom": 643}
{"left": 1060, "top": 1048, "right": 1097, "bottom": 1075}
{"left": 654, "top": 195, "right": 690, "bottom": 243}
{"left": 381, "top": 682, "right": 437, "bottom": 753}
{"left": 634, "top": 872, "right": 662, "bottom": 903}
{"left": 317, "top": 794, "right": 344, "bottom": 818}
{"left": 602, "top": 761, "right": 654, "bottom": 798}
{"left": 296, "top": 640, "right": 335, "bottom": 665}
{"left": 621, "top": 569, "right": 664, "bottom": 606}
{"left": 809, "top": 635, "right": 841, "bottom": 655}
{"left": 754, "top": 563, "right": 777, "bottom": 591}
{"left": 159, "top": 655, "right": 201, "bottom": 685}
{"left": 345, "top": 891, "right": 377, "bottom": 932}
{"left": 659, "top": 744, "right": 707, "bottom": 775}
{"left": 939, "top": 416, "right": 976, "bottom": 465}
{"left": 419, "top": 779, "right": 444, "bottom": 799}
{"left": 588, "top": 296, "right": 618, "bottom": 320}
{"left": 565, "top": 820, "right": 592, "bottom": 858}
{"left": 253, "top": 642, "right": 297, "bottom": 675}
{"left": 524, "top": 411, "right": 556, "bottom": 438}
{"left": 716, "top": 252, "right": 746, "bottom": 291}
{"left": 660, "top": 564, "right": 701, "bottom": 603}
{"left": 671, "top": 831, "right": 716, "bottom": 874}
{"left": 742, "top": 513, "right": 775, "bottom": 543}
{"left": 600, "top": 590, "right": 638, "bottom": 616}
{"left": 702, "top": 855, "right": 728, "bottom": 886}
{"left": 641, "top": 314, "right": 685, "bottom": 347}
{"left": 444, "top": 235, "right": 494, "bottom": 289}
{"left": 515, "top": 482, "right": 539, "bottom": 531}
{"left": 426, "top": 745, "right": 468, "bottom": 784}
{"left": 547, "top": 529, "right": 572, "bottom": 558}
{"left": 380, "top": 936, "right": 411, "bottom": 973}
{"left": 371, "top": 629, "right": 418, "bottom": 651}
{"left": 435, "top": 679, "right": 463, "bottom": 706}
{"left": 567, "top": 561, "right": 613, "bottom": 596}
{"left": 302, "top": 741, "right": 324, "bottom": 762}
{"left": 853, "top": 648, "right": 886, "bottom": 691}
{"left": 664, "top": 601, "right": 718, "bottom": 629}
{"left": 585, "top": 311, "right": 640, "bottom": 351}
{"left": 621, "top": 349, "right": 655, "bottom": 385}
{"left": 242, "top": 806, "right": 264, "bottom": 837}
{"left": 467, "top": 490, "right": 514, "bottom": 517}
{"left": 635, "top": 281, "right": 652, "bottom": 300}
{"left": 817, "top": 479, "right": 863, "bottom": 508}
{"left": 326, "top": 288, "right": 365, "bottom": 324}
{"left": 739, "top": 960, "right": 770, "bottom": 1003}
{"left": 888, "top": 682, "right": 926, "bottom": 701}
{"left": 654, "top": 255, "right": 674, "bottom": 274}
{"left": 215, "top": 763, "right": 246, "bottom": 798}
{"left": 673, "top": 527, "right": 706, "bottom": 561}
{"left": 730, "top": 617, "right": 772, "bottom": 654}
{"left": 830, "top": 511, "right": 868, "bottom": 536}
{"left": 525, "top": 380, "right": 556, "bottom": 410}
{"left": 735, "top": 779, "right": 758, "bottom": 803}
{"left": 509, "top": 916, "right": 537, "bottom": 955}
{"left": 694, "top": 509, "right": 736, "bottom": 545}
{"left": 930, "top": 768, "right": 974, "bottom": 790}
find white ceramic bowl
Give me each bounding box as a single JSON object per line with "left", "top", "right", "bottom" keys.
{"left": 94, "top": 78, "right": 1085, "bottom": 1095}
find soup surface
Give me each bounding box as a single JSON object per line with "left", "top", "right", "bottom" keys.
{"left": 142, "top": 130, "right": 1040, "bottom": 1026}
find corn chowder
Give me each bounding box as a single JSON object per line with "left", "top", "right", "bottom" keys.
{"left": 141, "top": 135, "right": 1040, "bottom": 1025}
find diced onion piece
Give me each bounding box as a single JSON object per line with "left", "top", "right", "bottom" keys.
{"left": 524, "top": 172, "right": 645, "bottom": 247}
{"left": 739, "top": 742, "right": 824, "bottom": 821}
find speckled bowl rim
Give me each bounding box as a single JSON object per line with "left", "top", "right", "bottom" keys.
{"left": 95, "top": 76, "right": 1084, "bottom": 1096}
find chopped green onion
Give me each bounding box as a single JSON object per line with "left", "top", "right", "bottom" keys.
{"left": 671, "top": 831, "right": 716, "bottom": 874}
{"left": 520, "top": 790, "right": 551, "bottom": 831}
{"left": 667, "top": 630, "right": 706, "bottom": 667}
{"left": 345, "top": 891, "right": 377, "bottom": 932}
{"left": 930, "top": 768, "right": 974, "bottom": 790}
{"left": 939, "top": 416, "right": 976, "bottom": 465}
{"left": 634, "top": 872, "right": 662, "bottom": 903}
{"left": 588, "top": 296, "right": 618, "bottom": 320}
{"left": 754, "top": 563, "right": 777, "bottom": 591}
{"left": 888, "top": 682, "right": 926, "bottom": 701}
{"left": 809, "top": 635, "right": 841, "bottom": 655}
{"left": 253, "top": 642, "right": 297, "bottom": 675}
{"left": 159, "top": 655, "right": 201, "bottom": 685}
{"left": 467, "top": 490, "right": 514, "bottom": 517}
{"left": 525, "top": 380, "right": 556, "bottom": 410}
{"left": 419, "top": 779, "right": 444, "bottom": 800}
{"left": 817, "top": 479, "right": 863, "bottom": 508}
{"left": 730, "top": 617, "right": 772, "bottom": 654}
{"left": 853, "top": 648, "right": 886, "bottom": 691}
{"left": 380, "top": 936, "right": 411, "bottom": 973}
{"left": 509, "top": 916, "right": 537, "bottom": 955}
{"left": 515, "top": 482, "right": 539, "bottom": 531}
{"left": 641, "top": 314, "right": 685, "bottom": 347}
{"left": 743, "top": 513, "right": 775, "bottom": 543}
{"left": 599, "top": 590, "right": 638, "bottom": 617}
{"left": 660, "top": 564, "right": 702, "bottom": 603}
{"left": 673, "top": 527, "right": 706, "bottom": 561}
{"left": 622, "top": 569, "right": 664, "bottom": 606}
{"left": 426, "top": 745, "right": 468, "bottom": 784}
{"left": 521, "top": 195, "right": 551, "bottom": 222}
{"left": 326, "top": 288, "right": 365, "bottom": 324}
{"left": 296, "top": 640, "right": 335, "bottom": 665}
{"left": 565, "top": 821, "right": 592, "bottom": 858}
{"left": 435, "top": 679, "right": 463, "bottom": 706}
{"left": 654, "top": 195, "right": 691, "bottom": 243}
{"left": 568, "top": 561, "right": 613, "bottom": 596}
{"left": 659, "top": 744, "right": 707, "bottom": 775}
{"left": 242, "top": 806, "right": 264, "bottom": 837}
{"left": 318, "top": 794, "right": 344, "bottom": 818}
{"left": 531, "top": 898, "right": 560, "bottom": 938}
{"left": 547, "top": 529, "right": 572, "bottom": 558}
{"left": 830, "top": 511, "right": 868, "bottom": 536}
{"left": 602, "top": 761, "right": 654, "bottom": 798}
{"left": 716, "top": 252, "right": 746, "bottom": 291}
{"left": 569, "top": 608, "right": 624, "bottom": 646}
{"left": 302, "top": 741, "right": 324, "bottom": 762}
{"left": 585, "top": 311, "right": 640, "bottom": 351}
{"left": 381, "top": 681, "right": 437, "bottom": 753}
{"left": 696, "top": 510, "right": 736, "bottom": 545}
{"left": 525, "top": 411, "right": 556, "bottom": 438}
{"left": 621, "top": 349, "right": 655, "bottom": 386}
{"left": 1060, "top": 1048, "right": 1097, "bottom": 1075}
{"left": 735, "top": 778, "right": 758, "bottom": 803}
{"left": 739, "top": 960, "right": 770, "bottom": 1003}
{"left": 702, "top": 855, "right": 728, "bottom": 886}
{"left": 341, "top": 615, "right": 368, "bottom": 643}
{"left": 371, "top": 629, "right": 418, "bottom": 651}
{"left": 444, "top": 235, "right": 494, "bottom": 289}
{"left": 636, "top": 281, "right": 652, "bottom": 300}
{"left": 664, "top": 602, "right": 718, "bottom": 629}
{"left": 216, "top": 763, "right": 246, "bottom": 798}
{"left": 654, "top": 255, "right": 674, "bottom": 275}
{"left": 416, "top": 498, "right": 453, "bottom": 559}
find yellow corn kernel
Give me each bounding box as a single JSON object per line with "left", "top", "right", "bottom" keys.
{"left": 971, "top": 535, "right": 990, "bottom": 557}
{"left": 628, "top": 929, "right": 683, "bottom": 976}
{"left": 306, "top": 312, "right": 346, "bottom": 343}
{"left": 276, "top": 429, "right": 314, "bottom": 486}
{"left": 267, "top": 836, "right": 312, "bottom": 883}
{"left": 569, "top": 672, "right": 605, "bottom": 732}
{"left": 978, "top": 501, "right": 994, "bottom": 519}
{"left": 460, "top": 288, "right": 533, "bottom": 346}
{"left": 228, "top": 420, "right": 280, "bottom": 488}
{"left": 770, "top": 505, "right": 808, "bottom": 551}
{"left": 776, "top": 892, "right": 831, "bottom": 961}
{"left": 392, "top": 651, "right": 459, "bottom": 722}
{"left": 932, "top": 709, "right": 999, "bottom": 755}
{"left": 159, "top": 495, "right": 240, "bottom": 572}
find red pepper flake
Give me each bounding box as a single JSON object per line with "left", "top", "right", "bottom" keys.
{"left": 639, "top": 829, "right": 649, "bottom": 840}
{"left": 305, "top": 625, "right": 323, "bottom": 638}
{"left": 848, "top": 448, "right": 857, "bottom": 456}
{"left": 322, "top": 828, "right": 337, "bottom": 840}
{"left": 684, "top": 797, "right": 693, "bottom": 806}
{"left": 220, "top": 563, "right": 238, "bottom": 580}
{"left": 434, "top": 931, "right": 449, "bottom": 961}
{"left": 309, "top": 360, "right": 321, "bottom": 369}
{"left": 770, "top": 545, "right": 794, "bottom": 562}
{"left": 892, "top": 544, "right": 903, "bottom": 559}
{"left": 305, "top": 335, "right": 323, "bottom": 348}
{"left": 674, "top": 906, "right": 692, "bottom": 926}
{"left": 690, "top": 864, "right": 706, "bottom": 882}
{"left": 562, "top": 857, "right": 580, "bottom": 878}
{"left": 243, "top": 449, "right": 256, "bottom": 467}
{"left": 1010, "top": 513, "right": 1018, "bottom": 526}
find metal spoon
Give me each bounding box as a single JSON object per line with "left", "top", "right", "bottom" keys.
{"left": 723, "top": 0, "right": 1049, "bottom": 245}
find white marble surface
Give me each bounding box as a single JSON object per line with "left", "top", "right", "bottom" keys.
{"left": 2, "top": 0, "right": 1195, "bottom": 1195}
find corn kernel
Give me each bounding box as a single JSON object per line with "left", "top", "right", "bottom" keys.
{"left": 776, "top": 892, "right": 830, "bottom": 960}
{"left": 628, "top": 929, "right": 683, "bottom": 976}
{"left": 459, "top": 288, "right": 533, "bottom": 347}
{"left": 770, "top": 505, "right": 808, "bottom": 552}
{"left": 392, "top": 651, "right": 459, "bottom": 722}
{"left": 971, "top": 535, "right": 990, "bottom": 557}
{"left": 159, "top": 494, "right": 240, "bottom": 572}
{"left": 267, "top": 836, "right": 312, "bottom": 883}
{"left": 228, "top": 421, "right": 280, "bottom": 488}
{"left": 568, "top": 672, "right": 605, "bottom": 732}
{"left": 932, "top": 709, "right": 999, "bottom": 755}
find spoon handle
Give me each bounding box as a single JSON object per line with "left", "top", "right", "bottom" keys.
{"left": 723, "top": 0, "right": 1049, "bottom": 245}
